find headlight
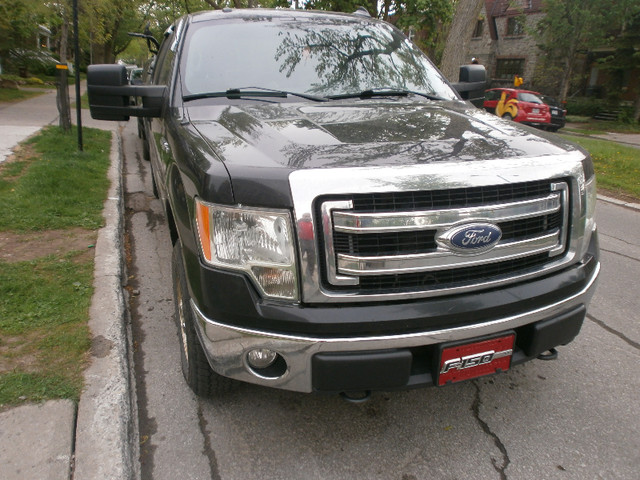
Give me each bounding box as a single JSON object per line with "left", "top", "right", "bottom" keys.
{"left": 195, "top": 199, "right": 298, "bottom": 301}
{"left": 582, "top": 155, "right": 597, "bottom": 249}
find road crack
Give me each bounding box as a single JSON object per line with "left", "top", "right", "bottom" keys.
{"left": 472, "top": 381, "right": 510, "bottom": 480}
{"left": 197, "top": 401, "right": 222, "bottom": 480}
{"left": 587, "top": 314, "right": 640, "bottom": 351}
{"left": 600, "top": 247, "right": 640, "bottom": 264}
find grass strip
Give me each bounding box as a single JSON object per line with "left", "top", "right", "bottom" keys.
{"left": 0, "top": 372, "right": 81, "bottom": 405}
{"left": 0, "top": 125, "right": 111, "bottom": 406}
{"left": 0, "top": 126, "right": 112, "bottom": 232}
{"left": 0, "top": 89, "right": 46, "bottom": 103}
{"left": 561, "top": 135, "right": 640, "bottom": 199}
{"left": 0, "top": 254, "right": 93, "bottom": 335}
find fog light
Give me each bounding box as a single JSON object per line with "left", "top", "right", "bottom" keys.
{"left": 247, "top": 349, "right": 278, "bottom": 369}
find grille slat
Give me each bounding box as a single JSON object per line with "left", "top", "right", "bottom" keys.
{"left": 356, "top": 254, "right": 549, "bottom": 293}
{"left": 319, "top": 180, "right": 569, "bottom": 295}
{"left": 351, "top": 180, "right": 552, "bottom": 213}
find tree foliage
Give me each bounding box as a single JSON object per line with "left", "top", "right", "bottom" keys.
{"left": 1, "top": 0, "right": 457, "bottom": 76}
{"left": 597, "top": 6, "right": 640, "bottom": 121}
{"left": 533, "top": 0, "right": 640, "bottom": 103}
{"left": 0, "top": 0, "right": 54, "bottom": 74}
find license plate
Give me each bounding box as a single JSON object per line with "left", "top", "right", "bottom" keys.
{"left": 532, "top": 108, "right": 540, "bottom": 114}
{"left": 437, "top": 333, "right": 515, "bottom": 386}
{"left": 552, "top": 109, "right": 559, "bottom": 115}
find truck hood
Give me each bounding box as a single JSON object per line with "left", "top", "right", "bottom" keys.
{"left": 187, "top": 99, "right": 581, "bottom": 205}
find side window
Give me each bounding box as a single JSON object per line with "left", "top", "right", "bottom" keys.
{"left": 152, "top": 24, "right": 180, "bottom": 86}
{"left": 506, "top": 16, "right": 525, "bottom": 36}
{"left": 472, "top": 19, "right": 484, "bottom": 39}
{"left": 494, "top": 58, "right": 525, "bottom": 80}
{"left": 156, "top": 46, "right": 176, "bottom": 86}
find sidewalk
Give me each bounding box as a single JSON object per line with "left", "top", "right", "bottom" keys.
{"left": 0, "top": 86, "right": 134, "bottom": 479}
{"left": 0, "top": 88, "right": 59, "bottom": 163}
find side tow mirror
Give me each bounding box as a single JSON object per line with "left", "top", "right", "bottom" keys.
{"left": 452, "top": 65, "right": 487, "bottom": 108}
{"left": 87, "top": 64, "right": 164, "bottom": 121}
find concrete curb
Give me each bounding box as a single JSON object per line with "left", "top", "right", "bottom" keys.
{"left": 74, "top": 128, "right": 139, "bottom": 479}
{"left": 598, "top": 194, "right": 640, "bottom": 212}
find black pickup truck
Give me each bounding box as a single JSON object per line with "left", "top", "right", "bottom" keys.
{"left": 88, "top": 8, "right": 599, "bottom": 398}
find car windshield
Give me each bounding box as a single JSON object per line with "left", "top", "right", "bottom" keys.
{"left": 180, "top": 15, "right": 457, "bottom": 101}
{"left": 517, "top": 92, "right": 543, "bottom": 104}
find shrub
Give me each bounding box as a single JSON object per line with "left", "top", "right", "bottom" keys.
{"left": 26, "top": 77, "right": 45, "bottom": 86}
{"left": 617, "top": 106, "right": 638, "bottom": 124}
{"left": 565, "top": 98, "right": 606, "bottom": 117}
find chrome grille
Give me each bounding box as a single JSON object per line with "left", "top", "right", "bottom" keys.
{"left": 350, "top": 179, "right": 553, "bottom": 212}
{"left": 319, "top": 180, "right": 569, "bottom": 294}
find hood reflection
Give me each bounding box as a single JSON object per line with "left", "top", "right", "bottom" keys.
{"left": 187, "top": 99, "right": 577, "bottom": 170}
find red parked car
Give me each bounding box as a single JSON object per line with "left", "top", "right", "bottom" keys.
{"left": 484, "top": 88, "right": 551, "bottom": 129}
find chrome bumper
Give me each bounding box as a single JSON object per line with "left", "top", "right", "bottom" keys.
{"left": 191, "top": 259, "right": 599, "bottom": 393}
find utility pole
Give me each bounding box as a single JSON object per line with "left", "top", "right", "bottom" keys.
{"left": 73, "top": 0, "right": 83, "bottom": 151}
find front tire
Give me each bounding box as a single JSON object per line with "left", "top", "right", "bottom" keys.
{"left": 172, "top": 241, "right": 234, "bottom": 397}
{"left": 502, "top": 113, "right": 513, "bottom": 121}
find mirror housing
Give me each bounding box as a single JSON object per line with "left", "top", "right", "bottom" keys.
{"left": 87, "top": 64, "right": 164, "bottom": 121}
{"left": 452, "top": 65, "right": 487, "bottom": 108}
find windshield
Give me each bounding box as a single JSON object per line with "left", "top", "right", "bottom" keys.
{"left": 180, "top": 15, "right": 457, "bottom": 101}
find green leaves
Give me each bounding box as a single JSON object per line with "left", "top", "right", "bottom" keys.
{"left": 534, "top": 0, "right": 640, "bottom": 101}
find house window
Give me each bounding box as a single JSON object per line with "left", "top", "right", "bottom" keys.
{"left": 472, "top": 19, "right": 484, "bottom": 38}
{"left": 495, "top": 58, "right": 525, "bottom": 80}
{"left": 506, "top": 16, "right": 525, "bottom": 36}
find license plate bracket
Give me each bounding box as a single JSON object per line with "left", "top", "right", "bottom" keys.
{"left": 437, "top": 333, "right": 515, "bottom": 386}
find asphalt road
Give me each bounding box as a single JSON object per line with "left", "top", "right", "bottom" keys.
{"left": 121, "top": 119, "right": 640, "bottom": 480}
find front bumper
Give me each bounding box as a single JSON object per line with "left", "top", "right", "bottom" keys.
{"left": 191, "top": 244, "right": 600, "bottom": 393}
{"left": 520, "top": 120, "right": 552, "bottom": 129}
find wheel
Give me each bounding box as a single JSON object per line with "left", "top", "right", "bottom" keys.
{"left": 172, "top": 241, "right": 234, "bottom": 397}
{"left": 502, "top": 113, "right": 513, "bottom": 121}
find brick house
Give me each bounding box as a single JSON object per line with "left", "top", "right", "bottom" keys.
{"left": 467, "top": 0, "right": 545, "bottom": 89}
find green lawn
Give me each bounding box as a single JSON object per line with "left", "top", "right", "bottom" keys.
{"left": 565, "top": 117, "right": 640, "bottom": 135}
{"left": 0, "top": 88, "right": 47, "bottom": 103}
{"left": 0, "top": 126, "right": 112, "bottom": 407}
{"left": 561, "top": 135, "right": 640, "bottom": 199}
{"left": 0, "top": 126, "right": 111, "bottom": 231}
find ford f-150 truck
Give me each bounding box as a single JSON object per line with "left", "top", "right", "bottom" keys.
{"left": 88, "top": 8, "right": 599, "bottom": 399}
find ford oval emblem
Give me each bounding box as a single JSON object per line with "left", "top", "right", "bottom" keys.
{"left": 446, "top": 223, "right": 502, "bottom": 254}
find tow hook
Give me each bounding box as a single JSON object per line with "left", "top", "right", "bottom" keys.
{"left": 537, "top": 348, "right": 559, "bottom": 361}
{"left": 340, "top": 391, "right": 372, "bottom": 403}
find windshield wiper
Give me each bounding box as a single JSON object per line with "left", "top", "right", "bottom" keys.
{"left": 327, "top": 88, "right": 445, "bottom": 101}
{"left": 183, "top": 87, "right": 327, "bottom": 102}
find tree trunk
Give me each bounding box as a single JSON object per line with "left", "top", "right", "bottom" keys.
{"left": 558, "top": 41, "right": 578, "bottom": 104}
{"left": 57, "top": 14, "right": 71, "bottom": 132}
{"left": 382, "top": 0, "right": 392, "bottom": 21}
{"left": 439, "top": 0, "right": 484, "bottom": 81}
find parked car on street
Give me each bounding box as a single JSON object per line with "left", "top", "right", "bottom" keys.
{"left": 128, "top": 67, "right": 144, "bottom": 85}
{"left": 539, "top": 94, "right": 567, "bottom": 131}
{"left": 484, "top": 88, "right": 551, "bottom": 129}
{"left": 87, "top": 8, "right": 598, "bottom": 399}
